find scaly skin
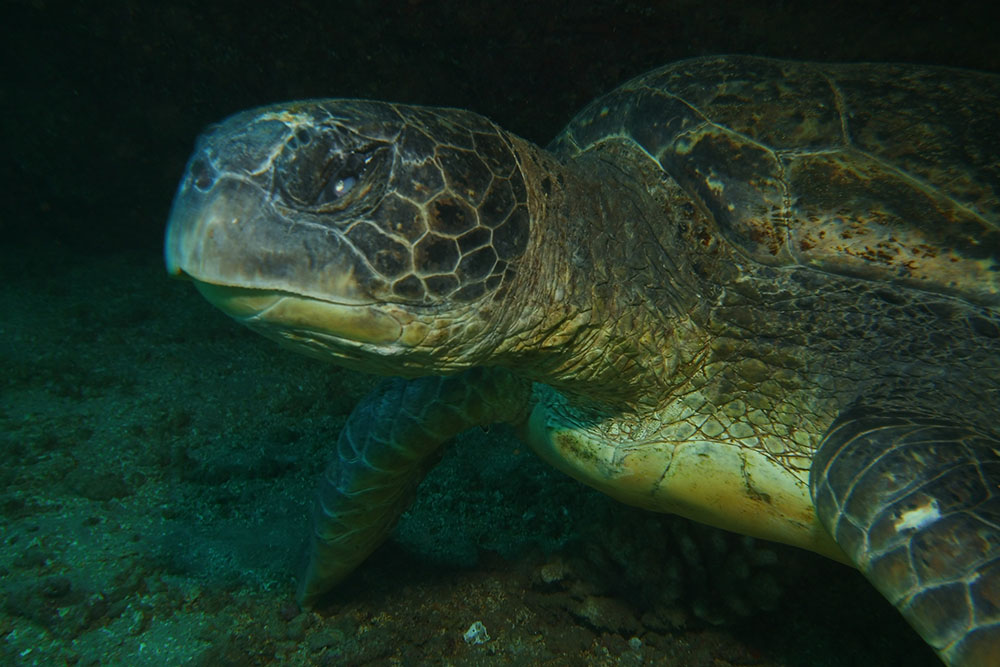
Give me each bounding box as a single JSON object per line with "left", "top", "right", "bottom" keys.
{"left": 298, "top": 368, "right": 530, "bottom": 607}
{"left": 814, "top": 409, "right": 1000, "bottom": 667}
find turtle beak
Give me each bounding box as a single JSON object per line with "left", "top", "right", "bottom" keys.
{"left": 163, "top": 195, "right": 192, "bottom": 280}
{"left": 164, "top": 159, "right": 266, "bottom": 285}
{"left": 164, "top": 151, "right": 404, "bottom": 348}
{"left": 165, "top": 149, "right": 217, "bottom": 279}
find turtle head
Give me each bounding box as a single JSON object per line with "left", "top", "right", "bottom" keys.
{"left": 165, "top": 100, "right": 534, "bottom": 375}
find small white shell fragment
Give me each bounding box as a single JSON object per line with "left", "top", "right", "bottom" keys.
{"left": 463, "top": 620, "right": 490, "bottom": 645}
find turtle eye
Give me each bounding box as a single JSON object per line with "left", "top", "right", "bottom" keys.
{"left": 314, "top": 150, "right": 373, "bottom": 207}
{"left": 275, "top": 137, "right": 384, "bottom": 212}
{"left": 322, "top": 175, "right": 356, "bottom": 200}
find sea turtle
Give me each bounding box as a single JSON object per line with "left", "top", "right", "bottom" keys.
{"left": 164, "top": 55, "right": 1000, "bottom": 665}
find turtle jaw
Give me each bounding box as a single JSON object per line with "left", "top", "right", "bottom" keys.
{"left": 185, "top": 279, "right": 486, "bottom": 377}
{"left": 191, "top": 282, "right": 403, "bottom": 347}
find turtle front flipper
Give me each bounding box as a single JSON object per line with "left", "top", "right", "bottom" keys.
{"left": 297, "top": 367, "right": 530, "bottom": 607}
{"left": 810, "top": 407, "right": 1000, "bottom": 666}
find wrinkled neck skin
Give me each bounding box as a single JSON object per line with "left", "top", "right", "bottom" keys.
{"left": 482, "top": 137, "right": 709, "bottom": 410}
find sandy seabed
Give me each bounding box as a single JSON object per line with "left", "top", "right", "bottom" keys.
{"left": 0, "top": 244, "right": 936, "bottom": 666}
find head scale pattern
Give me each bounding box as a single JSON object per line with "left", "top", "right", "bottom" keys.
{"left": 268, "top": 102, "right": 531, "bottom": 305}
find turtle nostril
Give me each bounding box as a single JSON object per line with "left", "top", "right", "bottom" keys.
{"left": 190, "top": 158, "right": 217, "bottom": 192}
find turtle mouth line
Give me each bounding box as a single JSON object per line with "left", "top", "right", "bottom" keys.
{"left": 191, "top": 280, "right": 403, "bottom": 345}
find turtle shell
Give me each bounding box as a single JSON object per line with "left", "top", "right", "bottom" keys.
{"left": 552, "top": 55, "right": 1000, "bottom": 306}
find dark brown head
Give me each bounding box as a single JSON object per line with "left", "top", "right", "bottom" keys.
{"left": 165, "top": 100, "right": 538, "bottom": 373}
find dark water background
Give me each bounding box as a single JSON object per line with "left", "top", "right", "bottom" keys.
{"left": 6, "top": 0, "right": 999, "bottom": 254}
{"left": 2, "top": 1, "right": 998, "bottom": 665}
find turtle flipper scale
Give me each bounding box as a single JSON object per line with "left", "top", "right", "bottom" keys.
{"left": 297, "top": 368, "right": 530, "bottom": 607}
{"left": 811, "top": 408, "right": 1000, "bottom": 666}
